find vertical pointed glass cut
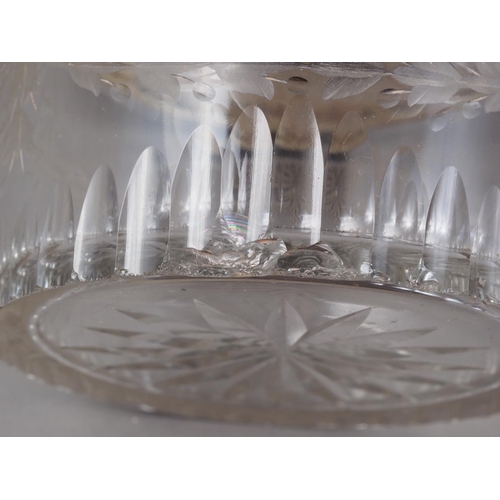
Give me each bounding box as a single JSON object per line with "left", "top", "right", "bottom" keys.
{"left": 269, "top": 95, "right": 324, "bottom": 246}
{"left": 423, "top": 166, "right": 470, "bottom": 291}
{"left": 220, "top": 106, "right": 273, "bottom": 243}
{"left": 37, "top": 184, "right": 74, "bottom": 288}
{"left": 116, "top": 147, "right": 170, "bottom": 275}
{"left": 73, "top": 165, "right": 118, "bottom": 281}
{"left": 470, "top": 186, "right": 500, "bottom": 302}
{"left": 169, "top": 126, "right": 222, "bottom": 261}
{"left": 322, "top": 111, "right": 374, "bottom": 237}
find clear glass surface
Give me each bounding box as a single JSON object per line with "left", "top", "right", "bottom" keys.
{"left": 2, "top": 62, "right": 500, "bottom": 427}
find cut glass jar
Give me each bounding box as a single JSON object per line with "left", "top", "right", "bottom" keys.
{"left": 1, "top": 62, "right": 500, "bottom": 428}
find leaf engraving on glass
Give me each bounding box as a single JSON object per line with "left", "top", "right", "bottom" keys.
{"left": 322, "top": 75, "right": 383, "bottom": 100}
{"left": 391, "top": 62, "right": 500, "bottom": 114}
{"left": 216, "top": 63, "right": 275, "bottom": 100}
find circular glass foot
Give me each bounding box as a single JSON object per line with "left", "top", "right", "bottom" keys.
{"left": 1, "top": 276, "right": 500, "bottom": 428}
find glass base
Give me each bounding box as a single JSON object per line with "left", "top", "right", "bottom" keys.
{"left": 1, "top": 276, "right": 500, "bottom": 428}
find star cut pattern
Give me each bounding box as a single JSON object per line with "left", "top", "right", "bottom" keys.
{"left": 55, "top": 292, "right": 496, "bottom": 411}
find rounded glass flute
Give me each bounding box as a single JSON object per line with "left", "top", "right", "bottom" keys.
{"left": 1, "top": 62, "right": 500, "bottom": 428}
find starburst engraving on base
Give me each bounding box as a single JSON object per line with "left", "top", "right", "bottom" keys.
{"left": 35, "top": 279, "right": 497, "bottom": 412}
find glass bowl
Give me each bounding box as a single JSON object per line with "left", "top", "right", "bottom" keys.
{"left": 1, "top": 62, "right": 500, "bottom": 428}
